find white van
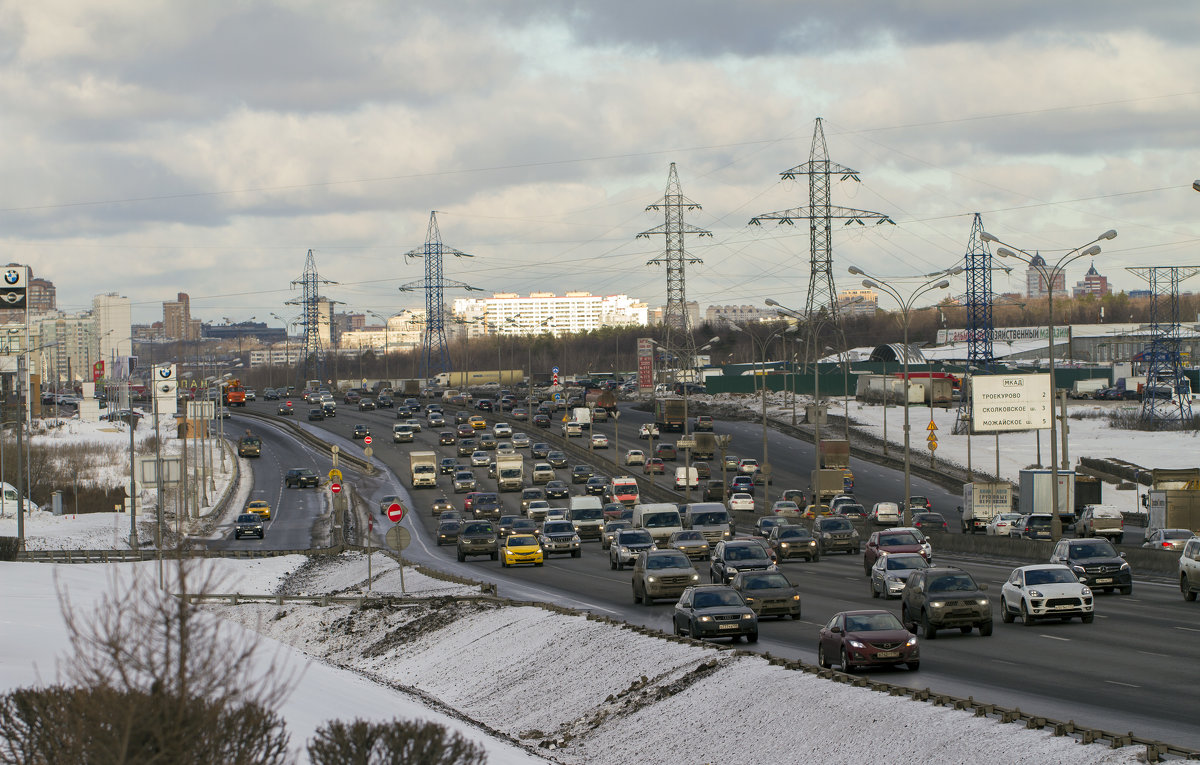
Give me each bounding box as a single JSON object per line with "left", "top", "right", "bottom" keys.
{"left": 871, "top": 502, "right": 901, "bottom": 526}
{"left": 567, "top": 496, "right": 605, "bottom": 539}
{"left": 632, "top": 502, "right": 683, "bottom": 546}
{"left": 674, "top": 466, "right": 699, "bottom": 490}
{"left": 683, "top": 502, "right": 733, "bottom": 543}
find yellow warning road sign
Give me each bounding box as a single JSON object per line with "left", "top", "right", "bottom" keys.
{"left": 328, "top": 468, "right": 343, "bottom": 482}
{"left": 927, "top": 420, "right": 938, "bottom": 431}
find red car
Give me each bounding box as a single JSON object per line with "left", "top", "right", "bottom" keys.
{"left": 818, "top": 610, "right": 919, "bottom": 672}
{"left": 643, "top": 457, "right": 666, "bottom": 475}
{"left": 863, "top": 529, "right": 930, "bottom": 576}
{"left": 463, "top": 491, "right": 484, "bottom": 514}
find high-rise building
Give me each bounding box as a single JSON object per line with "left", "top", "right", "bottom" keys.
{"left": 29, "top": 277, "right": 55, "bottom": 314}
{"left": 705, "top": 305, "right": 775, "bottom": 325}
{"left": 838, "top": 288, "right": 878, "bottom": 318}
{"left": 453, "top": 292, "right": 648, "bottom": 336}
{"left": 163, "top": 292, "right": 196, "bottom": 340}
{"left": 93, "top": 293, "right": 132, "bottom": 367}
{"left": 1072, "top": 262, "right": 1110, "bottom": 298}
{"left": 1026, "top": 255, "right": 1067, "bottom": 299}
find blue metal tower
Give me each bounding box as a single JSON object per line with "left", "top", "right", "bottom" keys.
{"left": 964, "top": 213, "right": 996, "bottom": 367}
{"left": 400, "top": 212, "right": 479, "bottom": 382}
{"left": 1129, "top": 266, "right": 1199, "bottom": 429}
{"left": 286, "top": 248, "right": 335, "bottom": 386}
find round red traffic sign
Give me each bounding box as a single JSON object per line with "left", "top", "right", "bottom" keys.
{"left": 330, "top": 482, "right": 342, "bottom": 494}
{"left": 364, "top": 435, "right": 373, "bottom": 445}
{"left": 386, "top": 502, "right": 405, "bottom": 522}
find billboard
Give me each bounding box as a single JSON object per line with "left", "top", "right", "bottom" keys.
{"left": 637, "top": 338, "right": 654, "bottom": 392}
{"left": 970, "top": 374, "right": 1052, "bottom": 432}
{"left": 0, "top": 266, "right": 28, "bottom": 310}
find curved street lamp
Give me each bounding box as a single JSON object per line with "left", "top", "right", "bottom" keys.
{"left": 728, "top": 323, "right": 795, "bottom": 503}
{"left": 977, "top": 228, "right": 1116, "bottom": 540}
{"left": 846, "top": 265, "right": 963, "bottom": 525}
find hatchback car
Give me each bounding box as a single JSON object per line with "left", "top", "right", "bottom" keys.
{"left": 571, "top": 464, "right": 595, "bottom": 484}
{"left": 277, "top": 402, "right": 294, "bottom": 416}
{"left": 672, "top": 585, "right": 758, "bottom": 643}
{"left": 668, "top": 530, "right": 711, "bottom": 560}
{"left": 1000, "top": 564, "right": 1094, "bottom": 624}
{"left": 643, "top": 458, "right": 666, "bottom": 475}
{"left": 245, "top": 499, "right": 272, "bottom": 520}
{"left": 352, "top": 424, "right": 371, "bottom": 439}
{"left": 731, "top": 571, "right": 801, "bottom": 620}
{"left": 500, "top": 534, "right": 544, "bottom": 567}
{"left": 654, "top": 443, "right": 678, "bottom": 461}
{"left": 818, "top": 610, "right": 919, "bottom": 672}
{"left": 729, "top": 475, "right": 754, "bottom": 495}
{"left": 624, "top": 449, "right": 646, "bottom": 466}
{"left": 869, "top": 552, "right": 929, "bottom": 599}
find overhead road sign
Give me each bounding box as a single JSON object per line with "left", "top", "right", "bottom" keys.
{"left": 970, "top": 374, "right": 1052, "bottom": 432}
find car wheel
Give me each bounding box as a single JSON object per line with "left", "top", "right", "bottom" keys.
{"left": 746, "top": 631, "right": 758, "bottom": 643}
{"left": 920, "top": 611, "right": 937, "bottom": 640}
{"left": 673, "top": 620, "right": 682, "bottom": 636}
{"left": 812, "top": 552, "right": 820, "bottom": 563}
{"left": 979, "top": 621, "right": 993, "bottom": 637}
{"left": 959, "top": 626, "right": 972, "bottom": 635}
{"left": 841, "top": 648, "right": 853, "bottom": 672}
{"left": 871, "top": 581, "right": 879, "bottom": 598}
{"left": 1020, "top": 601, "right": 1035, "bottom": 626}
{"left": 1081, "top": 613, "right": 1095, "bottom": 623}
{"left": 1183, "top": 576, "right": 1197, "bottom": 602}
{"left": 609, "top": 557, "right": 617, "bottom": 570}
{"left": 1000, "top": 597, "right": 1014, "bottom": 623}
{"left": 1120, "top": 585, "right": 1132, "bottom": 595}
{"left": 818, "top": 644, "right": 831, "bottom": 669}
{"left": 501, "top": 558, "right": 508, "bottom": 568}
{"left": 572, "top": 550, "right": 581, "bottom": 558}
{"left": 490, "top": 552, "right": 498, "bottom": 561}
{"left": 907, "top": 660, "right": 920, "bottom": 671}
{"left": 535, "top": 561, "right": 543, "bottom": 567}
{"left": 456, "top": 551, "right": 465, "bottom": 562}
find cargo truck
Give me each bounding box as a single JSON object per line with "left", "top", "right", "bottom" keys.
{"left": 1146, "top": 468, "right": 1200, "bottom": 534}
{"left": 1018, "top": 469, "right": 1076, "bottom": 524}
{"left": 496, "top": 454, "right": 525, "bottom": 492}
{"left": 653, "top": 397, "right": 687, "bottom": 433}
{"left": 433, "top": 370, "right": 524, "bottom": 388}
{"left": 959, "top": 481, "right": 1013, "bottom": 534}
{"left": 572, "top": 407, "right": 592, "bottom": 431}
{"left": 1069, "top": 378, "right": 1108, "bottom": 399}
{"left": 691, "top": 432, "right": 716, "bottom": 460}
{"left": 819, "top": 439, "right": 850, "bottom": 469}
{"left": 409, "top": 451, "right": 438, "bottom": 489}
{"left": 810, "top": 469, "right": 845, "bottom": 504}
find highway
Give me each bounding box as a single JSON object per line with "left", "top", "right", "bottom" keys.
{"left": 233, "top": 394, "right": 1200, "bottom": 749}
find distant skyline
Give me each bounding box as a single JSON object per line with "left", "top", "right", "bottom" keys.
{"left": 2, "top": 2, "right": 1198, "bottom": 325}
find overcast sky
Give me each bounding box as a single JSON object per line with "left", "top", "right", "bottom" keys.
{"left": 1, "top": 1, "right": 1198, "bottom": 327}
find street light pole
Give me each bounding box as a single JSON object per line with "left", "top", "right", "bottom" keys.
{"left": 848, "top": 266, "right": 963, "bottom": 525}
{"left": 980, "top": 228, "right": 1116, "bottom": 540}
{"left": 729, "top": 324, "right": 793, "bottom": 504}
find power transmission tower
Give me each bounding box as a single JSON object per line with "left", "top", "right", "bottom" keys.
{"left": 286, "top": 249, "right": 336, "bottom": 387}
{"left": 638, "top": 163, "right": 712, "bottom": 372}
{"left": 400, "top": 212, "right": 480, "bottom": 382}
{"left": 1128, "top": 265, "right": 1199, "bottom": 429}
{"left": 750, "top": 117, "right": 894, "bottom": 320}
{"left": 955, "top": 213, "right": 1000, "bottom": 435}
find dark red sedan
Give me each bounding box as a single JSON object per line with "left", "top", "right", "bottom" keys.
{"left": 818, "top": 610, "right": 919, "bottom": 672}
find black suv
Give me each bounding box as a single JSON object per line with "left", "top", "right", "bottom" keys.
{"left": 812, "top": 515, "right": 861, "bottom": 555}
{"left": 571, "top": 464, "right": 595, "bottom": 484}
{"left": 710, "top": 539, "right": 775, "bottom": 584}
{"left": 900, "top": 566, "right": 993, "bottom": 640}
{"left": 456, "top": 521, "right": 498, "bottom": 562}
{"left": 285, "top": 468, "right": 319, "bottom": 488}
{"left": 234, "top": 513, "right": 265, "bottom": 540}
{"left": 473, "top": 492, "right": 503, "bottom": 520}
{"left": 1049, "top": 538, "right": 1133, "bottom": 595}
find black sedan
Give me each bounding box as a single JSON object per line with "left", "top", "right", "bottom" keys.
{"left": 352, "top": 424, "right": 371, "bottom": 439}
{"left": 672, "top": 585, "right": 758, "bottom": 642}
{"left": 584, "top": 476, "right": 608, "bottom": 496}
{"left": 544, "top": 480, "right": 570, "bottom": 500}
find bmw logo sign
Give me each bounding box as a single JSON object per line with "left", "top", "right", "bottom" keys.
{"left": 2, "top": 270, "right": 19, "bottom": 285}
{"left": 158, "top": 367, "right": 172, "bottom": 379}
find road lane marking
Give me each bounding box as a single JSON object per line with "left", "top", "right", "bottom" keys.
{"left": 992, "top": 659, "right": 1017, "bottom": 666}
{"left": 1138, "top": 650, "right": 1168, "bottom": 658}
{"left": 1104, "top": 680, "right": 1140, "bottom": 688}
{"left": 1176, "top": 626, "right": 1200, "bottom": 633}
{"left": 1039, "top": 634, "right": 1070, "bottom": 641}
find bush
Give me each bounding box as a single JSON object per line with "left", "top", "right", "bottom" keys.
{"left": 0, "top": 537, "right": 17, "bottom": 562}
{"left": 307, "top": 718, "right": 487, "bottom": 765}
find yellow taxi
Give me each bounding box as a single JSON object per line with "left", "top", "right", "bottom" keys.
{"left": 468, "top": 415, "right": 488, "bottom": 430}
{"left": 801, "top": 503, "right": 830, "bottom": 519}
{"left": 246, "top": 500, "right": 272, "bottom": 520}
{"left": 500, "top": 534, "right": 544, "bottom": 568}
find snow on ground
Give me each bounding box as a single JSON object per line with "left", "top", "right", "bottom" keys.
{"left": 274, "top": 550, "right": 482, "bottom": 599}
{"left": 218, "top": 597, "right": 1141, "bottom": 765}
{"left": 0, "top": 560, "right": 545, "bottom": 764}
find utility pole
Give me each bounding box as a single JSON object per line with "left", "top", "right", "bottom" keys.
{"left": 400, "top": 212, "right": 480, "bottom": 382}
{"left": 751, "top": 117, "right": 894, "bottom": 320}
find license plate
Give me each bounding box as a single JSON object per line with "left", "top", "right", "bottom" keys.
{"left": 1094, "top": 578, "right": 1112, "bottom": 584}
{"left": 1053, "top": 604, "right": 1073, "bottom": 610}
{"left": 875, "top": 651, "right": 899, "bottom": 659}
{"left": 718, "top": 623, "right": 739, "bottom": 630}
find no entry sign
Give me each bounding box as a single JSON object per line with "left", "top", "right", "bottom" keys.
{"left": 387, "top": 502, "right": 405, "bottom": 522}
{"left": 330, "top": 482, "right": 342, "bottom": 494}
{"left": 364, "top": 435, "right": 373, "bottom": 445}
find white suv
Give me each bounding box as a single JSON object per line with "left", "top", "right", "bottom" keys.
{"left": 1180, "top": 537, "right": 1200, "bottom": 601}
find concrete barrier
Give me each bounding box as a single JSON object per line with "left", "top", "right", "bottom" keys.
{"left": 930, "top": 532, "right": 1180, "bottom": 576}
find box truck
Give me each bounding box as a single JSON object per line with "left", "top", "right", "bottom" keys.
{"left": 959, "top": 481, "right": 1013, "bottom": 534}
{"left": 409, "top": 451, "right": 438, "bottom": 489}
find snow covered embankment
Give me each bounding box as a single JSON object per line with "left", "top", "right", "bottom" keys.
{"left": 218, "top": 599, "right": 1140, "bottom": 765}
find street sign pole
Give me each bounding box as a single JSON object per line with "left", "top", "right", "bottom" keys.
{"left": 367, "top": 514, "right": 373, "bottom": 594}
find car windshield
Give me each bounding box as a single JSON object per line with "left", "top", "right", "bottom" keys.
{"left": 508, "top": 535, "right": 536, "bottom": 547}
{"left": 725, "top": 545, "right": 768, "bottom": 562}
{"left": 844, "top": 613, "right": 905, "bottom": 632}
{"left": 1163, "top": 529, "right": 1193, "bottom": 540}
{"left": 1024, "top": 568, "right": 1078, "bottom": 585}
{"left": 742, "top": 573, "right": 790, "bottom": 590}
{"left": 879, "top": 532, "right": 919, "bottom": 546}
{"left": 1070, "top": 542, "right": 1118, "bottom": 558}
{"left": 774, "top": 502, "right": 798, "bottom": 511}
{"left": 675, "top": 531, "right": 703, "bottom": 541}
{"left": 574, "top": 509, "right": 603, "bottom": 521}
{"left": 236, "top": 514, "right": 259, "bottom": 523}
{"left": 886, "top": 556, "right": 927, "bottom": 571}
{"left": 647, "top": 554, "right": 691, "bottom": 570}
{"left": 778, "top": 528, "right": 810, "bottom": 540}
{"left": 544, "top": 523, "right": 573, "bottom": 534}
{"left": 692, "top": 512, "right": 729, "bottom": 525}
{"left": 693, "top": 590, "right": 744, "bottom": 608}
{"left": 822, "top": 518, "right": 852, "bottom": 531}
{"left": 927, "top": 574, "right": 978, "bottom": 593}
{"left": 915, "top": 513, "right": 942, "bottom": 524}
{"left": 620, "top": 531, "right": 653, "bottom": 545}
{"left": 462, "top": 523, "right": 494, "bottom": 535}
{"left": 643, "top": 512, "right": 679, "bottom": 528}
{"left": 1026, "top": 516, "right": 1051, "bottom": 528}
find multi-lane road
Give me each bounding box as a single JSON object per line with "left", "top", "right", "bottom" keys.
{"left": 222, "top": 395, "right": 1200, "bottom": 749}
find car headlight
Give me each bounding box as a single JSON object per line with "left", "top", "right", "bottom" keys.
{"left": 792, "top": 594, "right": 801, "bottom": 601}
{"left": 847, "top": 639, "right": 866, "bottom": 648}
{"left": 905, "top": 636, "right": 918, "bottom": 647}
{"left": 646, "top": 576, "right": 656, "bottom": 583}
{"left": 1027, "top": 589, "right": 1043, "bottom": 598}
{"left": 851, "top": 530, "right": 859, "bottom": 538}
{"left": 744, "top": 596, "right": 756, "bottom": 603}
{"left": 1080, "top": 586, "right": 1092, "bottom": 596}
{"left": 1120, "top": 562, "right": 1130, "bottom": 571}
{"left": 976, "top": 598, "right": 989, "bottom": 606}
{"left": 726, "top": 567, "right": 738, "bottom": 574}
{"left": 741, "top": 613, "right": 755, "bottom": 620}
{"left": 930, "top": 600, "right": 945, "bottom": 609}
{"left": 698, "top": 615, "right": 713, "bottom": 622}
{"left": 691, "top": 573, "right": 700, "bottom": 581}
{"left": 618, "top": 546, "right": 628, "bottom": 554}
{"left": 808, "top": 540, "right": 817, "bottom": 546}
{"left": 780, "top": 542, "right": 789, "bottom": 548}
{"left": 822, "top": 532, "right": 831, "bottom": 539}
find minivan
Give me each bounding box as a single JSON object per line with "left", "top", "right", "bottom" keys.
{"left": 674, "top": 466, "right": 699, "bottom": 490}
{"left": 632, "top": 502, "right": 683, "bottom": 545}
{"left": 871, "top": 502, "right": 900, "bottom": 526}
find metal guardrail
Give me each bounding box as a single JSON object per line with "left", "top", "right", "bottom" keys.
{"left": 235, "top": 409, "right": 375, "bottom": 475}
